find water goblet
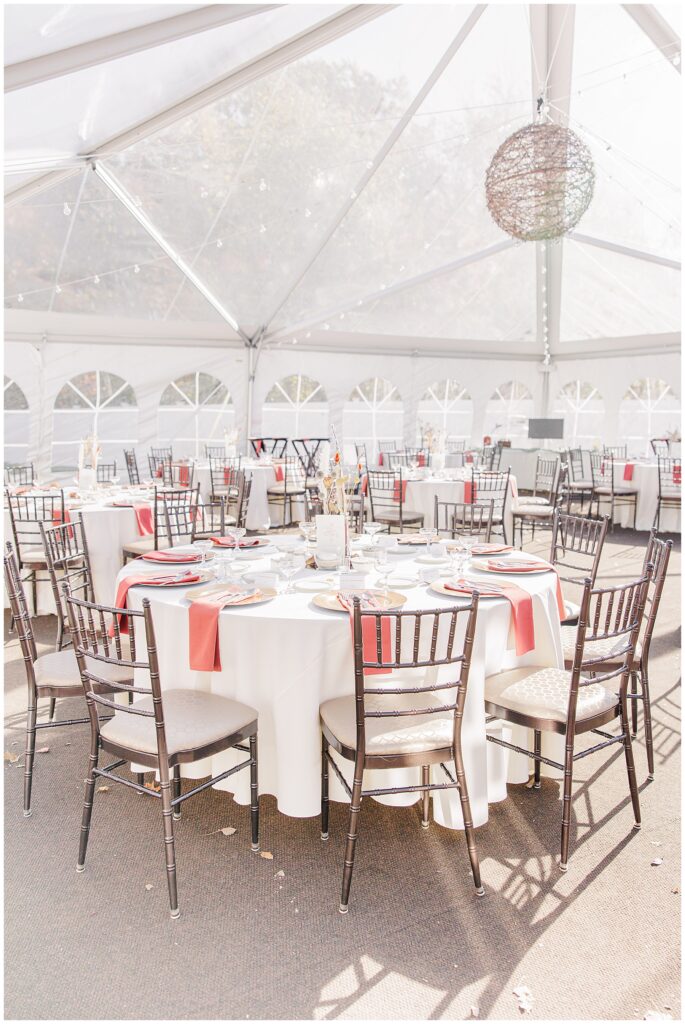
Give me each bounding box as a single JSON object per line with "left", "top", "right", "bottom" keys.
{"left": 193, "top": 538, "right": 213, "bottom": 568}
{"left": 282, "top": 551, "right": 305, "bottom": 594}
{"left": 363, "top": 521, "right": 384, "bottom": 547}
{"left": 374, "top": 547, "right": 392, "bottom": 598}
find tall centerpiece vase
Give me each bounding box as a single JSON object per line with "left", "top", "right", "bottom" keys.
{"left": 77, "top": 435, "right": 100, "bottom": 492}
{"left": 315, "top": 451, "right": 350, "bottom": 569}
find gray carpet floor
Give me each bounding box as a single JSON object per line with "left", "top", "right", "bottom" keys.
{"left": 4, "top": 529, "right": 681, "bottom": 1020}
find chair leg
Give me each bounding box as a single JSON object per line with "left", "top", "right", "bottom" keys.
{"left": 48, "top": 698, "right": 57, "bottom": 721}
{"left": 160, "top": 771, "right": 180, "bottom": 919}
{"left": 640, "top": 664, "right": 656, "bottom": 781}
{"left": 249, "top": 733, "right": 260, "bottom": 852}
{"left": 560, "top": 735, "right": 575, "bottom": 871}
{"left": 23, "top": 696, "right": 37, "bottom": 817}
{"left": 31, "top": 571, "right": 38, "bottom": 616}
{"left": 533, "top": 730, "right": 542, "bottom": 789}
{"left": 321, "top": 734, "right": 330, "bottom": 840}
{"left": 172, "top": 764, "right": 181, "bottom": 820}
{"left": 77, "top": 737, "right": 100, "bottom": 871}
{"left": 630, "top": 670, "right": 639, "bottom": 738}
{"left": 339, "top": 767, "right": 364, "bottom": 914}
{"left": 421, "top": 765, "right": 430, "bottom": 829}
{"left": 56, "top": 617, "right": 65, "bottom": 652}
{"left": 620, "top": 695, "right": 642, "bottom": 830}
{"left": 454, "top": 755, "right": 484, "bottom": 896}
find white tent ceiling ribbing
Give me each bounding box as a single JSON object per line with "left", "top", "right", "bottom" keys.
{"left": 3, "top": 2, "right": 681, "bottom": 369}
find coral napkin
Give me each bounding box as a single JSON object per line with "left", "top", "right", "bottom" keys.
{"left": 623, "top": 463, "right": 634, "bottom": 481}
{"left": 417, "top": 453, "right": 426, "bottom": 467}
{"left": 336, "top": 592, "right": 392, "bottom": 675}
{"left": 378, "top": 452, "right": 384, "bottom": 466}
{"left": 445, "top": 578, "right": 534, "bottom": 656}
{"left": 110, "top": 571, "right": 201, "bottom": 634}
{"left": 178, "top": 464, "right": 190, "bottom": 486}
{"left": 486, "top": 558, "right": 566, "bottom": 621}
{"left": 188, "top": 587, "right": 259, "bottom": 671}
{"left": 52, "top": 507, "right": 73, "bottom": 538}
{"left": 464, "top": 481, "right": 477, "bottom": 503}
{"left": 274, "top": 465, "right": 284, "bottom": 482}
{"left": 674, "top": 466, "right": 681, "bottom": 485}
{"left": 392, "top": 479, "right": 408, "bottom": 503}
{"left": 113, "top": 501, "right": 153, "bottom": 536}
{"left": 141, "top": 550, "right": 201, "bottom": 563}
{"left": 209, "top": 536, "right": 260, "bottom": 547}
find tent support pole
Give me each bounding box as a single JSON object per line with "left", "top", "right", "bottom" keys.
{"left": 569, "top": 233, "right": 680, "bottom": 270}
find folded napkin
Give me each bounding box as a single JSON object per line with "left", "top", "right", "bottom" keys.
{"left": 464, "top": 481, "right": 477, "bottom": 504}
{"left": 210, "top": 536, "right": 261, "bottom": 548}
{"left": 486, "top": 559, "right": 565, "bottom": 620}
{"left": 674, "top": 466, "right": 681, "bottom": 485}
{"left": 274, "top": 465, "right": 284, "bottom": 482}
{"left": 178, "top": 464, "right": 190, "bottom": 486}
{"left": 52, "top": 507, "right": 73, "bottom": 539}
{"left": 471, "top": 543, "right": 512, "bottom": 555}
{"left": 623, "top": 463, "right": 634, "bottom": 481}
{"left": 396, "top": 535, "right": 425, "bottom": 545}
{"left": 142, "top": 550, "right": 201, "bottom": 563}
{"left": 465, "top": 453, "right": 474, "bottom": 464}
{"left": 111, "top": 571, "right": 201, "bottom": 634}
{"left": 112, "top": 501, "right": 153, "bottom": 536}
{"left": 336, "top": 591, "right": 392, "bottom": 675}
{"left": 360, "top": 474, "right": 368, "bottom": 495}
{"left": 378, "top": 453, "right": 384, "bottom": 466}
{"left": 189, "top": 587, "right": 259, "bottom": 671}
{"left": 392, "top": 479, "right": 408, "bottom": 503}
{"left": 417, "top": 453, "right": 426, "bottom": 467}
{"left": 445, "top": 578, "right": 534, "bottom": 656}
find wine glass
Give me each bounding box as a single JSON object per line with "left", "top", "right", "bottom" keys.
{"left": 281, "top": 551, "right": 305, "bottom": 594}
{"left": 193, "top": 538, "right": 213, "bottom": 567}
{"left": 226, "top": 526, "right": 246, "bottom": 549}
{"left": 299, "top": 521, "right": 316, "bottom": 561}
{"left": 374, "top": 546, "right": 392, "bottom": 598}
{"left": 363, "top": 521, "right": 384, "bottom": 547}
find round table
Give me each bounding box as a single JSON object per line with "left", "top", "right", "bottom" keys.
{"left": 114, "top": 539, "right": 564, "bottom": 829}
{"left": 606, "top": 461, "right": 680, "bottom": 532}
{"left": 194, "top": 461, "right": 303, "bottom": 530}
{"left": 403, "top": 472, "right": 517, "bottom": 543}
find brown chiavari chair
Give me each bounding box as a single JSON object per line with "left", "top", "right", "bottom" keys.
{"left": 5, "top": 463, "right": 35, "bottom": 486}
{"left": 320, "top": 596, "right": 482, "bottom": 913}
{"left": 122, "top": 485, "right": 200, "bottom": 561}
{"left": 434, "top": 498, "right": 494, "bottom": 540}
{"left": 468, "top": 467, "right": 511, "bottom": 543}
{"left": 560, "top": 530, "right": 672, "bottom": 779}
{"left": 387, "top": 451, "right": 413, "bottom": 470}
{"left": 124, "top": 449, "right": 140, "bottom": 485}
{"left": 161, "top": 460, "right": 194, "bottom": 490}
{"left": 354, "top": 443, "right": 368, "bottom": 470}
{"left": 566, "top": 448, "right": 593, "bottom": 512}
{"left": 603, "top": 444, "right": 628, "bottom": 460}
{"left": 291, "top": 438, "right": 327, "bottom": 479}
{"left": 5, "top": 487, "right": 65, "bottom": 614}
{"left": 484, "top": 569, "right": 651, "bottom": 870}
{"left": 590, "top": 453, "right": 638, "bottom": 531}
{"left": 96, "top": 460, "right": 117, "bottom": 484}
{"left": 209, "top": 456, "right": 242, "bottom": 501}
{"left": 512, "top": 459, "right": 563, "bottom": 547}
{"left": 148, "top": 453, "right": 169, "bottom": 480}
{"left": 377, "top": 440, "right": 397, "bottom": 466}
{"left": 446, "top": 439, "right": 466, "bottom": 453}
{"left": 63, "top": 587, "right": 260, "bottom": 919}
{"left": 250, "top": 437, "right": 287, "bottom": 458}
{"left": 267, "top": 457, "right": 307, "bottom": 529}
{"left": 654, "top": 457, "right": 681, "bottom": 532}
{"left": 204, "top": 443, "right": 226, "bottom": 459}
{"left": 550, "top": 509, "right": 608, "bottom": 623}
{"left": 40, "top": 514, "right": 94, "bottom": 653}
{"left": 190, "top": 497, "right": 226, "bottom": 539}
{"left": 650, "top": 438, "right": 670, "bottom": 457}
{"left": 151, "top": 445, "right": 173, "bottom": 461}
{"left": 3, "top": 544, "right": 131, "bottom": 818}
{"left": 366, "top": 470, "right": 424, "bottom": 533}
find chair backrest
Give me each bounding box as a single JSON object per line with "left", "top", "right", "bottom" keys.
{"left": 40, "top": 514, "right": 95, "bottom": 648}
{"left": 590, "top": 451, "right": 620, "bottom": 490}
{"left": 657, "top": 457, "right": 681, "bottom": 499}
{"left": 446, "top": 440, "right": 466, "bottom": 453}
{"left": 209, "top": 457, "right": 242, "bottom": 496}
{"left": 148, "top": 453, "right": 169, "bottom": 479}
{"left": 354, "top": 443, "right": 368, "bottom": 470}
{"left": 64, "top": 588, "right": 166, "bottom": 763}
{"left": 191, "top": 497, "right": 226, "bottom": 540}
{"left": 533, "top": 455, "right": 559, "bottom": 499}
{"left": 351, "top": 597, "right": 479, "bottom": 758}
{"left": 366, "top": 470, "right": 405, "bottom": 523}
{"left": 162, "top": 461, "right": 194, "bottom": 489}
{"left": 250, "top": 437, "right": 287, "bottom": 458}
{"left": 222, "top": 469, "right": 250, "bottom": 528}
{"left": 96, "top": 461, "right": 117, "bottom": 483}
{"left": 4, "top": 463, "right": 35, "bottom": 486}
{"left": 6, "top": 488, "right": 65, "bottom": 565}
{"left": 549, "top": 510, "right": 608, "bottom": 594}
{"left": 280, "top": 456, "right": 306, "bottom": 489}
{"left": 561, "top": 571, "right": 651, "bottom": 731}
{"left": 568, "top": 448, "right": 588, "bottom": 483}
{"left": 151, "top": 446, "right": 173, "bottom": 460}
{"left": 469, "top": 468, "right": 510, "bottom": 518}
{"left": 124, "top": 449, "right": 140, "bottom": 485}
{"left": 651, "top": 438, "right": 670, "bottom": 456}
{"left": 637, "top": 530, "right": 672, "bottom": 664}
{"left": 205, "top": 444, "right": 226, "bottom": 459}
{"left": 3, "top": 543, "right": 38, "bottom": 667}
{"left": 154, "top": 485, "right": 200, "bottom": 546}
{"left": 603, "top": 444, "right": 627, "bottom": 460}
{"left": 388, "top": 452, "right": 413, "bottom": 469}
{"left": 291, "top": 438, "right": 327, "bottom": 478}
{"left": 434, "top": 498, "right": 494, "bottom": 540}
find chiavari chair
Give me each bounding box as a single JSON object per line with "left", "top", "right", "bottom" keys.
{"left": 354, "top": 443, "right": 368, "bottom": 470}
{"left": 434, "top": 498, "right": 494, "bottom": 540}
{"left": 204, "top": 443, "right": 226, "bottom": 459}
{"left": 267, "top": 457, "right": 307, "bottom": 529}
{"left": 161, "top": 460, "right": 194, "bottom": 490}
{"left": 151, "top": 445, "right": 173, "bottom": 461}
{"left": 590, "top": 453, "right": 638, "bottom": 531}
{"left": 404, "top": 446, "right": 431, "bottom": 467}
{"left": 96, "top": 460, "right": 117, "bottom": 484}
{"left": 550, "top": 509, "right": 608, "bottom": 623}
{"left": 377, "top": 440, "right": 397, "bottom": 466}
{"left": 485, "top": 569, "right": 651, "bottom": 871}
{"left": 291, "top": 438, "right": 327, "bottom": 479}
{"left": 566, "top": 448, "right": 593, "bottom": 512}
{"left": 5, "top": 463, "right": 35, "bottom": 487}
{"left": 366, "top": 470, "right": 424, "bottom": 533}
{"left": 3, "top": 544, "right": 131, "bottom": 818}
{"left": 148, "top": 453, "right": 169, "bottom": 480}
{"left": 190, "top": 497, "right": 226, "bottom": 539}
{"left": 446, "top": 439, "right": 466, "bottom": 453}
{"left": 387, "top": 451, "right": 413, "bottom": 470}
{"left": 512, "top": 457, "right": 562, "bottom": 546}
{"left": 650, "top": 438, "right": 670, "bottom": 457}
{"left": 209, "top": 456, "right": 242, "bottom": 501}
{"left": 560, "top": 530, "right": 671, "bottom": 780}
{"left": 467, "top": 467, "right": 511, "bottom": 543}
{"left": 5, "top": 487, "right": 65, "bottom": 614}
{"left": 64, "top": 587, "right": 260, "bottom": 919}
{"left": 122, "top": 485, "right": 200, "bottom": 561}
{"left": 250, "top": 437, "right": 287, "bottom": 458}
{"left": 40, "top": 514, "right": 94, "bottom": 653}
{"left": 654, "top": 457, "right": 681, "bottom": 532}
{"left": 603, "top": 444, "right": 628, "bottom": 460}
{"left": 124, "top": 449, "right": 140, "bottom": 485}
{"left": 320, "top": 596, "right": 483, "bottom": 913}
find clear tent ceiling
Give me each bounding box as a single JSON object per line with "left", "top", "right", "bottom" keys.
{"left": 4, "top": 3, "right": 681, "bottom": 350}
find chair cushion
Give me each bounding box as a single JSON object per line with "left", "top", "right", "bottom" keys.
{"left": 320, "top": 687, "right": 454, "bottom": 756}
{"left": 100, "top": 689, "right": 258, "bottom": 757}
{"left": 376, "top": 511, "right": 424, "bottom": 524}
{"left": 34, "top": 649, "right": 134, "bottom": 692}
{"left": 122, "top": 536, "right": 161, "bottom": 555}
{"left": 18, "top": 548, "right": 48, "bottom": 566}
{"left": 520, "top": 495, "right": 552, "bottom": 506}
{"left": 568, "top": 480, "right": 592, "bottom": 490}
{"left": 485, "top": 666, "right": 618, "bottom": 724}
{"left": 515, "top": 504, "right": 554, "bottom": 517}
{"left": 561, "top": 624, "right": 641, "bottom": 664}
{"left": 267, "top": 483, "right": 306, "bottom": 495}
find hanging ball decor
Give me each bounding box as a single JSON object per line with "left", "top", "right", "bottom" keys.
{"left": 485, "top": 122, "right": 595, "bottom": 242}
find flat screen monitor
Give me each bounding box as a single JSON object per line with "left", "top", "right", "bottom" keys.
{"left": 528, "top": 418, "right": 564, "bottom": 440}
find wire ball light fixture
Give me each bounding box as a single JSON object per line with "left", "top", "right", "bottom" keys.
{"left": 485, "top": 115, "right": 595, "bottom": 242}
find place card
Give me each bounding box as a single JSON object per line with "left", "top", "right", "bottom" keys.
{"left": 339, "top": 570, "right": 367, "bottom": 591}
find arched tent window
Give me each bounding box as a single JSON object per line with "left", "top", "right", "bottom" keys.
{"left": 618, "top": 378, "right": 680, "bottom": 456}
{"left": 418, "top": 380, "right": 473, "bottom": 443}
{"left": 262, "top": 374, "right": 328, "bottom": 438}
{"left": 483, "top": 380, "right": 534, "bottom": 442}
{"left": 158, "top": 372, "right": 235, "bottom": 459}
{"left": 4, "top": 376, "right": 30, "bottom": 465}
{"left": 553, "top": 381, "right": 604, "bottom": 446}
{"left": 52, "top": 370, "right": 137, "bottom": 470}
{"left": 343, "top": 377, "right": 403, "bottom": 462}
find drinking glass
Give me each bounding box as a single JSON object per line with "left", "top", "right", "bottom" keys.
{"left": 374, "top": 547, "right": 392, "bottom": 597}
{"left": 363, "top": 521, "right": 384, "bottom": 547}
{"left": 193, "top": 539, "right": 213, "bottom": 567}
{"left": 281, "top": 552, "right": 304, "bottom": 594}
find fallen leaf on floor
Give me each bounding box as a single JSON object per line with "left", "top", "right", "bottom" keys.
{"left": 145, "top": 883, "right": 154, "bottom": 891}
{"left": 37, "top": 746, "right": 50, "bottom": 753}
{"left": 512, "top": 985, "right": 534, "bottom": 1014}
{"left": 220, "top": 827, "right": 236, "bottom": 836}
{"left": 97, "top": 785, "right": 110, "bottom": 792}
{"left": 651, "top": 858, "right": 664, "bottom": 866}
{"left": 671, "top": 887, "right": 679, "bottom": 894}
{"left": 469, "top": 1006, "right": 480, "bottom": 1018}
{"left": 260, "top": 851, "right": 274, "bottom": 860}
{"left": 144, "top": 780, "right": 161, "bottom": 793}
{"left": 651, "top": 840, "right": 662, "bottom": 846}
{"left": 274, "top": 869, "right": 285, "bottom": 878}
{"left": 3, "top": 752, "right": 19, "bottom": 763}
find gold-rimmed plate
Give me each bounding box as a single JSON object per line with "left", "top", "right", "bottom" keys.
{"left": 312, "top": 589, "right": 407, "bottom": 612}
{"left": 185, "top": 583, "right": 277, "bottom": 606}
{"left": 429, "top": 579, "right": 504, "bottom": 599}
{"left": 131, "top": 569, "right": 214, "bottom": 588}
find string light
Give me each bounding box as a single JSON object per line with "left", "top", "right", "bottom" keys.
{"left": 304, "top": 208, "right": 312, "bottom": 218}
{"left": 216, "top": 239, "right": 223, "bottom": 248}
{"left": 133, "top": 264, "right": 140, "bottom": 274}
{"left": 259, "top": 178, "right": 268, "bottom": 192}
{"left": 17, "top": 293, "right": 23, "bottom": 302}
{"left": 259, "top": 223, "right": 267, "bottom": 233}
{"left": 55, "top": 285, "right": 62, "bottom": 294}
{"left": 93, "top": 274, "right": 100, "bottom": 284}
{"left": 63, "top": 203, "right": 71, "bottom": 216}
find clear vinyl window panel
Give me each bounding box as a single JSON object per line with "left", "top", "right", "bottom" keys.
{"left": 617, "top": 378, "right": 681, "bottom": 456}
{"left": 4, "top": 376, "right": 30, "bottom": 464}
{"left": 552, "top": 381, "right": 605, "bottom": 447}
{"left": 483, "top": 380, "right": 534, "bottom": 442}
{"left": 52, "top": 370, "right": 138, "bottom": 471}
{"left": 417, "top": 379, "right": 473, "bottom": 441}
{"left": 343, "top": 377, "right": 403, "bottom": 462}
{"left": 261, "top": 375, "right": 328, "bottom": 438}
{"left": 158, "top": 372, "right": 235, "bottom": 459}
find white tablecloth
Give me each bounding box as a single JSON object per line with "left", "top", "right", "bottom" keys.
{"left": 601, "top": 462, "right": 680, "bottom": 533}
{"left": 404, "top": 474, "right": 517, "bottom": 544}
{"left": 194, "top": 462, "right": 301, "bottom": 530}
{"left": 114, "top": 539, "right": 563, "bottom": 829}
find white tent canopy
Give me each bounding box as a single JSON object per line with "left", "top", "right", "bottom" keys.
{"left": 3, "top": 3, "right": 681, "bottom": 472}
